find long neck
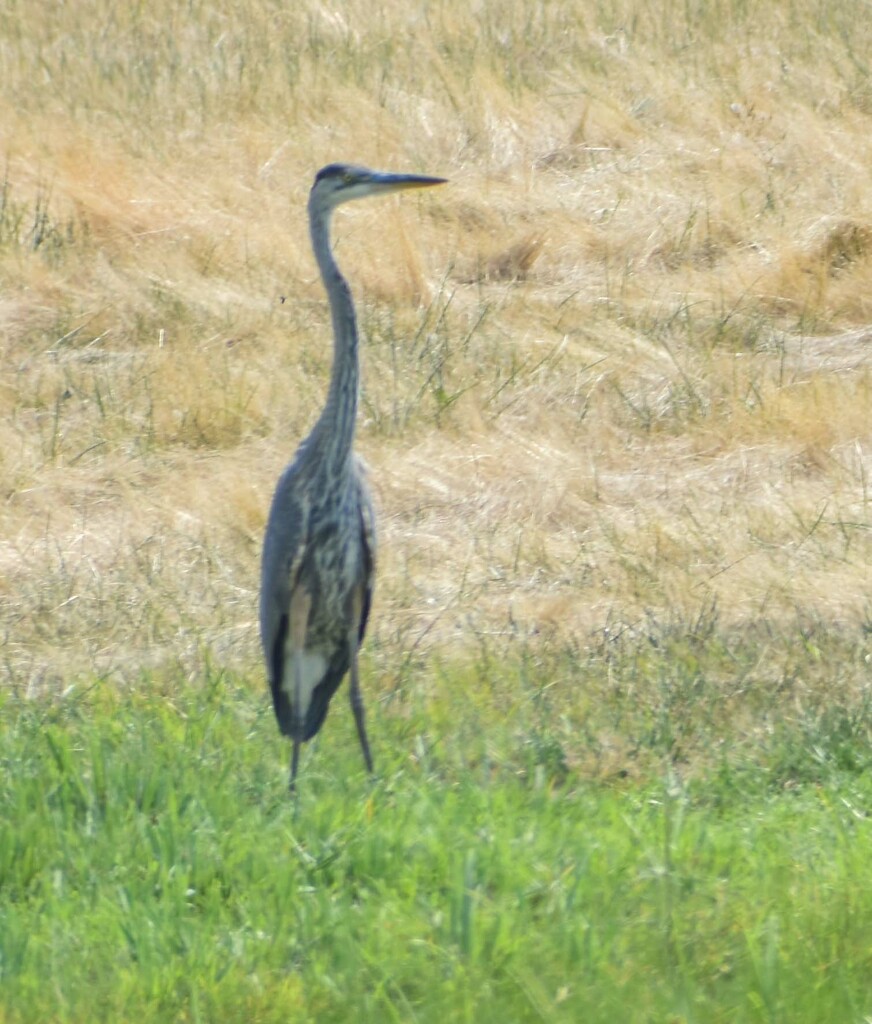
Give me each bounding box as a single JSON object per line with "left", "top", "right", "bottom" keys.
{"left": 308, "top": 199, "right": 359, "bottom": 472}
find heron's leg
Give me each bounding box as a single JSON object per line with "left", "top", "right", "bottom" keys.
{"left": 348, "top": 587, "right": 374, "bottom": 776}
{"left": 288, "top": 585, "right": 312, "bottom": 793}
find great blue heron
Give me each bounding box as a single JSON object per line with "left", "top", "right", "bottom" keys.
{"left": 260, "top": 163, "right": 446, "bottom": 791}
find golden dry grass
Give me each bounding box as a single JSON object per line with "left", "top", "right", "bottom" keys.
{"left": 1, "top": 0, "right": 870, "bottom": 696}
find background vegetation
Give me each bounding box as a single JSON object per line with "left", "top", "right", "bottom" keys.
{"left": 1, "top": 0, "right": 870, "bottom": 1020}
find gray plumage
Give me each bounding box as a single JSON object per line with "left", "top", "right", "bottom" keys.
{"left": 259, "top": 163, "right": 446, "bottom": 791}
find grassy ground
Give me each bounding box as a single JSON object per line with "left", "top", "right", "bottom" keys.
{"left": 1, "top": 0, "right": 871, "bottom": 1020}
{"left": 2, "top": 642, "right": 872, "bottom": 1023}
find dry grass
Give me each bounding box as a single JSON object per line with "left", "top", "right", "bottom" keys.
{"left": 1, "top": 0, "right": 870, "bottom": 698}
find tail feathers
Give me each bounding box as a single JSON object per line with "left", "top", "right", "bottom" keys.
{"left": 270, "top": 649, "right": 349, "bottom": 742}
{"left": 302, "top": 680, "right": 336, "bottom": 740}
{"left": 272, "top": 687, "right": 295, "bottom": 738}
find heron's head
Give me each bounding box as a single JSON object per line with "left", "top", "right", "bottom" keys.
{"left": 309, "top": 163, "right": 446, "bottom": 214}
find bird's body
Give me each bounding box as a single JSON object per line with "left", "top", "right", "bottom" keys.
{"left": 261, "top": 452, "right": 374, "bottom": 740}
{"left": 259, "top": 163, "right": 445, "bottom": 790}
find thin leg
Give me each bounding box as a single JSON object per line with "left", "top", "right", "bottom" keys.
{"left": 290, "top": 732, "right": 301, "bottom": 793}
{"left": 349, "top": 588, "right": 374, "bottom": 776}
{"left": 288, "top": 586, "right": 312, "bottom": 793}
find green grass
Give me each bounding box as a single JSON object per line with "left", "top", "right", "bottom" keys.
{"left": 3, "top": 641, "right": 872, "bottom": 1023}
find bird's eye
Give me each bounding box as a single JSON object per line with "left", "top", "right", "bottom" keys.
{"left": 343, "top": 173, "right": 353, "bottom": 185}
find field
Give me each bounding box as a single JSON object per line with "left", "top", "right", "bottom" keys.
{"left": 1, "top": 0, "right": 871, "bottom": 1020}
